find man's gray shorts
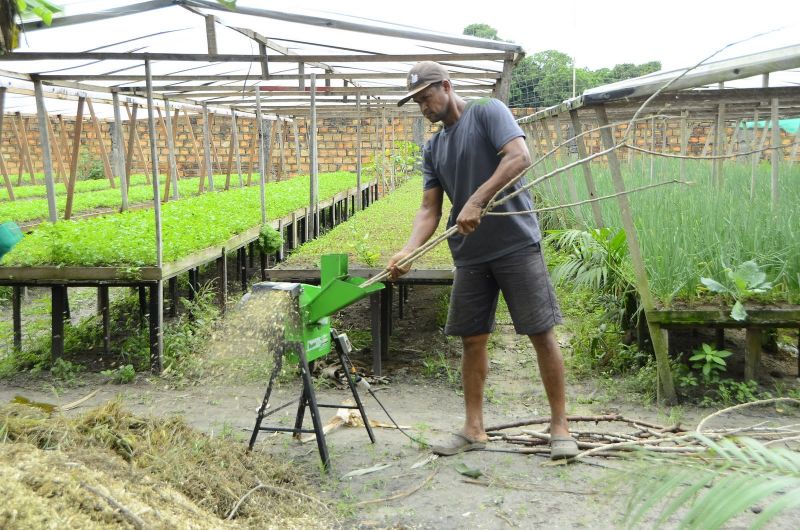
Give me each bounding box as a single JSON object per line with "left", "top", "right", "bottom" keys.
{"left": 445, "top": 243, "right": 563, "bottom": 337}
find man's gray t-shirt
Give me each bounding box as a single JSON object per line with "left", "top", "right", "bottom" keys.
{"left": 423, "top": 98, "right": 541, "bottom": 267}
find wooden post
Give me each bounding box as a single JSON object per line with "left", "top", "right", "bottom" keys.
{"left": 12, "top": 286, "right": 22, "bottom": 350}
{"left": 370, "top": 292, "right": 382, "bottom": 376}
{"left": 224, "top": 114, "right": 235, "bottom": 190}
{"left": 149, "top": 282, "right": 163, "bottom": 373}
{"left": 124, "top": 103, "right": 139, "bottom": 189}
{"left": 246, "top": 122, "right": 258, "bottom": 186}
{"left": 649, "top": 115, "right": 656, "bottom": 182}
{"left": 569, "top": 110, "right": 604, "bottom": 228}
{"left": 217, "top": 249, "right": 228, "bottom": 312}
{"left": 162, "top": 99, "right": 180, "bottom": 201}
{"left": 202, "top": 104, "right": 214, "bottom": 191}
{"left": 290, "top": 211, "right": 298, "bottom": 249}
{"left": 205, "top": 14, "right": 217, "bottom": 54}
{"left": 168, "top": 276, "right": 178, "bottom": 317}
{"left": 0, "top": 88, "right": 14, "bottom": 200}
{"left": 278, "top": 120, "right": 286, "bottom": 181}
{"left": 65, "top": 97, "right": 85, "bottom": 220}
{"left": 679, "top": 111, "right": 688, "bottom": 182}
{"left": 277, "top": 219, "right": 285, "bottom": 261}
{"left": 595, "top": 105, "right": 675, "bottom": 402}
{"left": 552, "top": 115, "right": 580, "bottom": 221}
{"left": 98, "top": 285, "right": 110, "bottom": 355}
{"left": 111, "top": 91, "right": 128, "bottom": 210}
{"left": 51, "top": 285, "right": 66, "bottom": 360}
{"left": 14, "top": 113, "right": 36, "bottom": 184}
{"left": 495, "top": 52, "right": 514, "bottom": 104}
{"left": 86, "top": 97, "right": 115, "bottom": 188}
{"left": 45, "top": 116, "right": 67, "bottom": 186}
{"left": 292, "top": 119, "right": 301, "bottom": 175}
{"left": 770, "top": 97, "right": 780, "bottom": 207}
{"left": 125, "top": 102, "right": 151, "bottom": 182}
{"left": 232, "top": 110, "right": 243, "bottom": 187}
{"left": 745, "top": 328, "right": 762, "bottom": 381}
{"left": 713, "top": 103, "right": 726, "bottom": 188}
{"left": 181, "top": 108, "right": 203, "bottom": 188}
{"left": 265, "top": 120, "right": 276, "bottom": 181}
{"left": 33, "top": 80, "right": 58, "bottom": 223}
{"left": 57, "top": 115, "right": 72, "bottom": 184}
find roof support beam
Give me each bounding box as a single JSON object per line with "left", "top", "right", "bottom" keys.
{"left": 2, "top": 51, "right": 508, "bottom": 63}
{"left": 181, "top": 0, "right": 523, "bottom": 53}
{"left": 36, "top": 72, "right": 502, "bottom": 82}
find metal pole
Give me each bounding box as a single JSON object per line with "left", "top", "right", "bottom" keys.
{"left": 356, "top": 91, "right": 362, "bottom": 210}
{"left": 33, "top": 79, "right": 57, "bottom": 223}
{"left": 145, "top": 58, "right": 163, "bottom": 373}
{"left": 310, "top": 73, "right": 319, "bottom": 237}
{"left": 202, "top": 103, "right": 214, "bottom": 191}
{"left": 255, "top": 87, "right": 267, "bottom": 224}
{"left": 112, "top": 90, "right": 128, "bottom": 210}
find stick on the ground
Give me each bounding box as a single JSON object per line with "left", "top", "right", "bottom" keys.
{"left": 696, "top": 398, "right": 800, "bottom": 434}
{"left": 226, "top": 480, "right": 336, "bottom": 521}
{"left": 351, "top": 469, "right": 437, "bottom": 507}
{"left": 81, "top": 483, "right": 147, "bottom": 530}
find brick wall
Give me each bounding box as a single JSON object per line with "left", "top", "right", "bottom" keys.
{"left": 1, "top": 108, "right": 794, "bottom": 181}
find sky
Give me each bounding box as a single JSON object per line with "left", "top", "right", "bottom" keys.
{"left": 244, "top": 0, "right": 799, "bottom": 71}
{"left": 27, "top": 0, "right": 800, "bottom": 71}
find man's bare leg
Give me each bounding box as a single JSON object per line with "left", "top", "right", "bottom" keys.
{"left": 529, "top": 328, "right": 570, "bottom": 438}
{"left": 461, "top": 333, "right": 491, "bottom": 441}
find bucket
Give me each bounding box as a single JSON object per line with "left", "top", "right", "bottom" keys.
{"left": 0, "top": 221, "right": 23, "bottom": 259}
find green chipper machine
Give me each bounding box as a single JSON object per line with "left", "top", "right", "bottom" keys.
{"left": 246, "top": 254, "right": 384, "bottom": 469}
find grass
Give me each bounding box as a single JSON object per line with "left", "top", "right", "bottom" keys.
{"left": 536, "top": 157, "right": 800, "bottom": 305}
{"left": 285, "top": 176, "right": 453, "bottom": 269}
{"left": 2, "top": 172, "right": 359, "bottom": 267}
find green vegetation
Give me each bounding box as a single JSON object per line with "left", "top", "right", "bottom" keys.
{"left": 285, "top": 176, "right": 452, "bottom": 268}
{"left": 0, "top": 281, "right": 219, "bottom": 380}
{"left": 537, "top": 159, "right": 800, "bottom": 305}
{"left": 0, "top": 174, "right": 149, "bottom": 201}
{"left": 0, "top": 173, "right": 270, "bottom": 223}
{"left": 257, "top": 224, "right": 284, "bottom": 255}
{"left": 462, "top": 23, "right": 660, "bottom": 108}
{"left": 2, "top": 172, "right": 357, "bottom": 267}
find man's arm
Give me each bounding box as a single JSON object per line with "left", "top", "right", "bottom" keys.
{"left": 455, "top": 136, "right": 531, "bottom": 234}
{"left": 387, "top": 186, "right": 444, "bottom": 280}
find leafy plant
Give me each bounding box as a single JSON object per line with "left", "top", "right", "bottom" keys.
{"left": 620, "top": 434, "right": 800, "bottom": 529}
{"left": 349, "top": 227, "right": 380, "bottom": 267}
{"left": 3, "top": 172, "right": 358, "bottom": 267}
{"left": 257, "top": 224, "right": 283, "bottom": 255}
{"left": 102, "top": 364, "right": 136, "bottom": 384}
{"left": 689, "top": 343, "right": 733, "bottom": 382}
{"left": 701, "top": 260, "right": 774, "bottom": 321}
{"left": 50, "top": 358, "right": 82, "bottom": 384}
{"left": 391, "top": 141, "right": 422, "bottom": 177}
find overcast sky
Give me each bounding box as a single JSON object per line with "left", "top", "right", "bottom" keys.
{"left": 41, "top": 0, "right": 800, "bottom": 71}
{"left": 287, "top": 0, "right": 799, "bottom": 70}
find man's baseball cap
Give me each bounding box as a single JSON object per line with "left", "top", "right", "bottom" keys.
{"left": 397, "top": 61, "right": 450, "bottom": 107}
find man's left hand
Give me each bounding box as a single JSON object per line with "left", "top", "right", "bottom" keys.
{"left": 456, "top": 201, "right": 482, "bottom": 235}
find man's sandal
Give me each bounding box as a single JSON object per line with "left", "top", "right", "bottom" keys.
{"left": 431, "top": 432, "right": 487, "bottom": 456}
{"left": 550, "top": 436, "right": 579, "bottom": 460}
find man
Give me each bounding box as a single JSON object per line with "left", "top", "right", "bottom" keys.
{"left": 387, "top": 62, "right": 577, "bottom": 460}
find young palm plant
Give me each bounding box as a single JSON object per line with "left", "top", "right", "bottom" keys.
{"left": 546, "top": 227, "right": 638, "bottom": 333}
{"left": 621, "top": 434, "right": 800, "bottom": 529}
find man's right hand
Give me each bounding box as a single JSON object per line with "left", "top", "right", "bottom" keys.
{"left": 386, "top": 249, "right": 413, "bottom": 281}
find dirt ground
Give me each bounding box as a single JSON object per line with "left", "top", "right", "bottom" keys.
{"left": 3, "top": 284, "right": 800, "bottom": 529}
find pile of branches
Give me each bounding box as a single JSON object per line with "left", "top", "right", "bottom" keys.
{"left": 486, "top": 399, "right": 800, "bottom": 459}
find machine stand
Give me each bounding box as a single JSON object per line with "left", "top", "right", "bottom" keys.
{"left": 248, "top": 329, "right": 374, "bottom": 471}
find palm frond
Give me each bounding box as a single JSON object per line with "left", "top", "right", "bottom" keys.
{"left": 619, "top": 435, "right": 800, "bottom": 529}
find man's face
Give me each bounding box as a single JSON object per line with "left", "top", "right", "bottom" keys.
{"left": 412, "top": 82, "right": 448, "bottom": 123}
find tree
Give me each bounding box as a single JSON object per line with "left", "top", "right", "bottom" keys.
{"left": 462, "top": 24, "right": 661, "bottom": 109}
{"left": 463, "top": 23, "right": 500, "bottom": 41}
